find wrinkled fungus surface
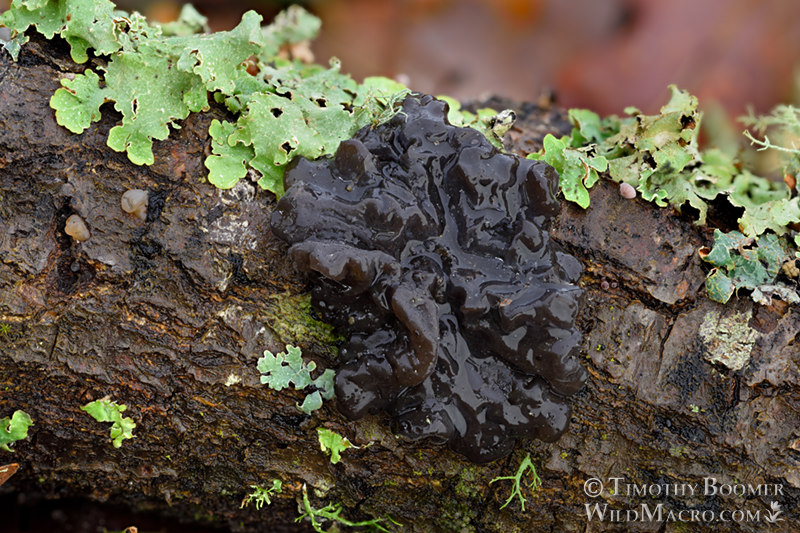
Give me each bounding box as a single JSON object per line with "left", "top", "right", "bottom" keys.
{"left": 271, "top": 94, "right": 586, "bottom": 462}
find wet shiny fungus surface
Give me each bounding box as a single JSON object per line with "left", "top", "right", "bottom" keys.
{"left": 270, "top": 94, "right": 586, "bottom": 462}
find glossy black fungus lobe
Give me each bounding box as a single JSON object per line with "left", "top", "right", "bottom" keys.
{"left": 270, "top": 94, "right": 586, "bottom": 462}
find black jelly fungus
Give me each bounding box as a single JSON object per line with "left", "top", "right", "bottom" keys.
{"left": 270, "top": 94, "right": 586, "bottom": 463}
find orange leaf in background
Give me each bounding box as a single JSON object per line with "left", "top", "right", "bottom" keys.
{"left": 486, "top": 0, "right": 544, "bottom": 27}
{"left": 0, "top": 463, "right": 19, "bottom": 487}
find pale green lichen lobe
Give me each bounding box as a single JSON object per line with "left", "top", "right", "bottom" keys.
{"left": 81, "top": 398, "right": 136, "bottom": 448}
{"left": 0, "top": 410, "right": 33, "bottom": 452}
{"left": 257, "top": 344, "right": 334, "bottom": 414}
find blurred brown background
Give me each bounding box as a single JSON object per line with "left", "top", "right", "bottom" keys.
{"left": 4, "top": 0, "right": 800, "bottom": 116}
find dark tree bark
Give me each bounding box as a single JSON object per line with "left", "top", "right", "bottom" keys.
{"left": 1, "top": 37, "right": 798, "bottom": 533}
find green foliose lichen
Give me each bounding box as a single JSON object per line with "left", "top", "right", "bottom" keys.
{"left": 533, "top": 85, "right": 800, "bottom": 235}
{"left": 81, "top": 398, "right": 136, "bottom": 448}
{"left": 257, "top": 344, "right": 334, "bottom": 415}
{"left": 317, "top": 427, "right": 356, "bottom": 464}
{"left": 531, "top": 85, "right": 800, "bottom": 305}
{"left": 0, "top": 410, "right": 33, "bottom": 452}
{"left": 700, "top": 230, "right": 799, "bottom": 305}
{"left": 2, "top": 0, "right": 507, "bottom": 199}
{"left": 2, "top": 1, "right": 409, "bottom": 197}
